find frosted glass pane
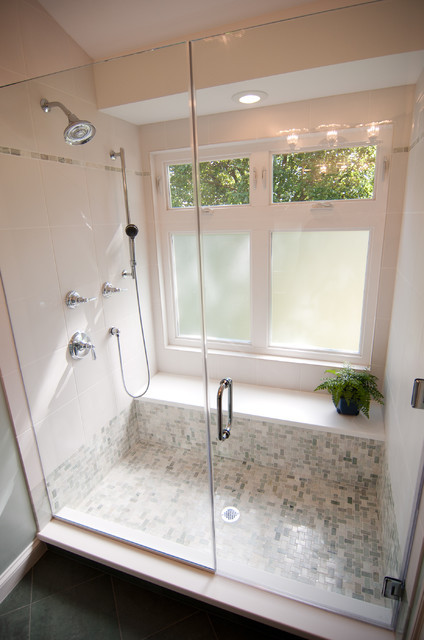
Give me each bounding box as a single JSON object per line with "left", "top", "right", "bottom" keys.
{"left": 203, "top": 234, "right": 250, "bottom": 341}
{"left": 173, "top": 233, "right": 250, "bottom": 341}
{"left": 271, "top": 231, "right": 369, "bottom": 352}
{"left": 173, "top": 234, "right": 202, "bottom": 337}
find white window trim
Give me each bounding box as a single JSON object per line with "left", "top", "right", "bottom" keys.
{"left": 151, "top": 125, "right": 392, "bottom": 368}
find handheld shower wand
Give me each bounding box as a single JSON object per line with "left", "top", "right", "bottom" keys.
{"left": 125, "top": 223, "right": 138, "bottom": 278}
{"left": 108, "top": 147, "right": 150, "bottom": 398}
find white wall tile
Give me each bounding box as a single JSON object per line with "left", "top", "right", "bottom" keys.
{"left": 16, "top": 427, "right": 45, "bottom": 491}
{"left": 0, "top": 280, "right": 20, "bottom": 376}
{"left": 6, "top": 294, "right": 68, "bottom": 366}
{"left": 34, "top": 398, "right": 85, "bottom": 477}
{"left": 40, "top": 161, "right": 91, "bottom": 227}
{"left": 78, "top": 375, "right": 117, "bottom": 440}
{"left": 22, "top": 348, "right": 78, "bottom": 424}
{"left": 86, "top": 170, "right": 125, "bottom": 226}
{"left": 2, "top": 369, "right": 32, "bottom": 437}
{"left": 0, "top": 155, "right": 48, "bottom": 229}
{"left": 403, "top": 141, "right": 424, "bottom": 213}
{"left": 0, "top": 227, "right": 61, "bottom": 302}
{"left": 386, "top": 152, "right": 408, "bottom": 215}
{"left": 93, "top": 223, "right": 128, "bottom": 282}
{"left": 50, "top": 225, "right": 100, "bottom": 299}
{"left": 381, "top": 212, "right": 403, "bottom": 269}
{"left": 71, "top": 325, "right": 113, "bottom": 395}
{"left": 384, "top": 70, "right": 424, "bottom": 561}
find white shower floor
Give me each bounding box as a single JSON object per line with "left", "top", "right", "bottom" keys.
{"left": 66, "top": 440, "right": 392, "bottom": 612}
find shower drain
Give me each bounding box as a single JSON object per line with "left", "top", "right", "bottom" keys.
{"left": 221, "top": 506, "right": 240, "bottom": 523}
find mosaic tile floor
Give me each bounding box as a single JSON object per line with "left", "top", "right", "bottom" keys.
{"left": 73, "top": 440, "right": 391, "bottom": 610}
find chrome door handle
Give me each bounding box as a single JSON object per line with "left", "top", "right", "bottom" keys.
{"left": 217, "top": 377, "right": 232, "bottom": 441}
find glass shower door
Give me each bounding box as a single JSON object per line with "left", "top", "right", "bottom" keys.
{"left": 0, "top": 41, "right": 215, "bottom": 570}
{"left": 190, "top": 10, "right": 413, "bottom": 627}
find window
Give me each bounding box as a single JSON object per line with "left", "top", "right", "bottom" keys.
{"left": 270, "top": 230, "right": 369, "bottom": 352}
{"left": 168, "top": 157, "right": 250, "bottom": 208}
{"left": 272, "top": 146, "right": 376, "bottom": 202}
{"left": 152, "top": 127, "right": 389, "bottom": 366}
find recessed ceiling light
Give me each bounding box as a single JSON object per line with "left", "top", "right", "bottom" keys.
{"left": 232, "top": 90, "right": 268, "bottom": 105}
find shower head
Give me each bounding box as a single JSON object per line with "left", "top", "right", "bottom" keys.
{"left": 40, "top": 98, "right": 96, "bottom": 145}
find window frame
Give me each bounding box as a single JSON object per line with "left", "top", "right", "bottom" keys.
{"left": 151, "top": 126, "right": 391, "bottom": 367}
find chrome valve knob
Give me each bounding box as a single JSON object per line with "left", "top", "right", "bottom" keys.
{"left": 65, "top": 290, "right": 97, "bottom": 309}
{"left": 102, "top": 282, "right": 128, "bottom": 298}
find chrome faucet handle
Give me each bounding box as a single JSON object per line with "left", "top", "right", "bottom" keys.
{"left": 102, "top": 282, "right": 128, "bottom": 298}
{"left": 77, "top": 341, "right": 96, "bottom": 360}
{"left": 65, "top": 290, "right": 97, "bottom": 309}
{"left": 69, "top": 332, "right": 96, "bottom": 360}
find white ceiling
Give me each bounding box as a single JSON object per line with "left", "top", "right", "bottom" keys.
{"left": 38, "top": 0, "right": 313, "bottom": 61}
{"left": 101, "top": 51, "right": 424, "bottom": 125}
{"left": 37, "top": 0, "right": 424, "bottom": 126}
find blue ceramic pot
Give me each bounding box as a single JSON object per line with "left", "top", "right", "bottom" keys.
{"left": 335, "top": 397, "right": 360, "bottom": 415}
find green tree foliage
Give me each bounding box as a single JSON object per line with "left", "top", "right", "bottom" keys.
{"left": 273, "top": 146, "right": 376, "bottom": 203}
{"left": 168, "top": 158, "right": 250, "bottom": 208}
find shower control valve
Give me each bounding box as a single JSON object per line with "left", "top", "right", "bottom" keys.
{"left": 102, "top": 282, "right": 128, "bottom": 298}
{"left": 68, "top": 332, "right": 96, "bottom": 360}
{"left": 65, "top": 290, "right": 97, "bottom": 309}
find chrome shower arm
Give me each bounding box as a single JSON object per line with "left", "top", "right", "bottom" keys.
{"left": 40, "top": 99, "right": 78, "bottom": 122}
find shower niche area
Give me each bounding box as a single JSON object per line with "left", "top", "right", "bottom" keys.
{"left": 1, "top": 8, "right": 423, "bottom": 634}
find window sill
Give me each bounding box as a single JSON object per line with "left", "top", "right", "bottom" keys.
{"left": 143, "top": 373, "right": 384, "bottom": 441}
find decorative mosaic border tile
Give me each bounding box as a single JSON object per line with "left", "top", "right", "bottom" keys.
{"left": 379, "top": 457, "right": 401, "bottom": 579}
{"left": 0, "top": 145, "right": 149, "bottom": 176}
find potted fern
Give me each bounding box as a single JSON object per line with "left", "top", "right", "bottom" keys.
{"left": 314, "top": 364, "right": 384, "bottom": 418}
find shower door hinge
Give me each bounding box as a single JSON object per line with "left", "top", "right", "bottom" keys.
{"left": 382, "top": 576, "right": 404, "bottom": 600}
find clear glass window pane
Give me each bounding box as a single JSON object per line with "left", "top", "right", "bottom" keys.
{"left": 271, "top": 230, "right": 369, "bottom": 352}
{"left": 168, "top": 158, "right": 250, "bottom": 208}
{"left": 272, "top": 146, "right": 376, "bottom": 203}
{"left": 172, "top": 233, "right": 250, "bottom": 341}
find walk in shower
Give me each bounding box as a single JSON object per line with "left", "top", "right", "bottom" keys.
{"left": 1, "top": 6, "right": 424, "bottom": 635}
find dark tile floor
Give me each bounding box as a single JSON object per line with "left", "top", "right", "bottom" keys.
{"left": 0, "top": 548, "right": 305, "bottom": 639}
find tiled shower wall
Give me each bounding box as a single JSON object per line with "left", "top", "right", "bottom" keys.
{"left": 0, "top": 66, "right": 155, "bottom": 525}
{"left": 384, "top": 66, "right": 424, "bottom": 558}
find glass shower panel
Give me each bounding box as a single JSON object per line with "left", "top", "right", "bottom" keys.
{"left": 190, "top": 11, "right": 413, "bottom": 627}
{"left": 0, "top": 43, "right": 215, "bottom": 570}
